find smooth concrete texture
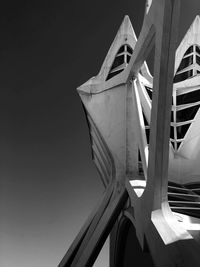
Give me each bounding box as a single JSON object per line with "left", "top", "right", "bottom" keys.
{"left": 1, "top": 0, "right": 200, "bottom": 267}
{"left": 63, "top": 0, "right": 200, "bottom": 266}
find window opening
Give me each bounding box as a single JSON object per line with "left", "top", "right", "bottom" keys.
{"left": 106, "top": 44, "right": 133, "bottom": 80}
{"left": 176, "top": 124, "right": 190, "bottom": 139}
{"left": 184, "top": 46, "right": 193, "bottom": 55}
{"left": 196, "top": 45, "right": 200, "bottom": 55}
{"left": 173, "top": 45, "right": 200, "bottom": 150}
{"left": 196, "top": 55, "right": 200, "bottom": 66}
{"left": 174, "top": 70, "right": 193, "bottom": 83}
{"left": 176, "top": 105, "right": 200, "bottom": 122}
{"left": 171, "top": 111, "right": 174, "bottom": 122}
{"left": 177, "top": 90, "right": 200, "bottom": 105}
{"left": 177, "top": 56, "right": 193, "bottom": 72}
{"left": 145, "top": 86, "right": 153, "bottom": 100}
{"left": 170, "top": 126, "right": 174, "bottom": 139}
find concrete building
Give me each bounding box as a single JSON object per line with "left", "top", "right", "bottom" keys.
{"left": 58, "top": 1, "right": 200, "bottom": 266}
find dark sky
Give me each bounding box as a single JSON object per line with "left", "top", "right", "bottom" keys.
{"left": 0, "top": 1, "right": 199, "bottom": 266}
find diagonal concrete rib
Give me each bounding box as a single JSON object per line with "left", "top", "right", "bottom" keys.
{"left": 58, "top": 181, "right": 114, "bottom": 267}
{"left": 72, "top": 186, "right": 129, "bottom": 267}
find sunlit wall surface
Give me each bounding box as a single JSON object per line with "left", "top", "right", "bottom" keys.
{"left": 0, "top": 0, "right": 199, "bottom": 266}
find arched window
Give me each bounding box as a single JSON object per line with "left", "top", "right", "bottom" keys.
{"left": 171, "top": 44, "right": 200, "bottom": 150}
{"left": 174, "top": 44, "right": 200, "bottom": 83}
{"left": 195, "top": 45, "right": 200, "bottom": 67}
{"left": 106, "top": 44, "right": 133, "bottom": 80}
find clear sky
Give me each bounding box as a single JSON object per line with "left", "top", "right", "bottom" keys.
{"left": 0, "top": 1, "right": 199, "bottom": 266}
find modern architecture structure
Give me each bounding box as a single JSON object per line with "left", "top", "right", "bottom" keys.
{"left": 59, "top": 0, "right": 200, "bottom": 266}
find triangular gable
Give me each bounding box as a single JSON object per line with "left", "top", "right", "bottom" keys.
{"left": 77, "top": 16, "right": 152, "bottom": 95}
{"left": 174, "top": 15, "right": 200, "bottom": 74}
{"left": 170, "top": 16, "right": 200, "bottom": 153}
{"left": 98, "top": 15, "right": 137, "bottom": 81}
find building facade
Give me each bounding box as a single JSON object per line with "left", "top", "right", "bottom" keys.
{"left": 59, "top": 1, "right": 200, "bottom": 266}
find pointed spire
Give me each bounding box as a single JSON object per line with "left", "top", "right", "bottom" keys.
{"left": 98, "top": 15, "right": 137, "bottom": 81}
{"left": 175, "top": 15, "right": 200, "bottom": 73}
{"left": 193, "top": 15, "right": 200, "bottom": 25}
{"left": 122, "top": 15, "right": 137, "bottom": 39}
{"left": 145, "top": 0, "right": 153, "bottom": 14}
{"left": 78, "top": 15, "right": 153, "bottom": 94}
{"left": 185, "top": 15, "right": 200, "bottom": 42}
{"left": 77, "top": 15, "right": 138, "bottom": 94}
